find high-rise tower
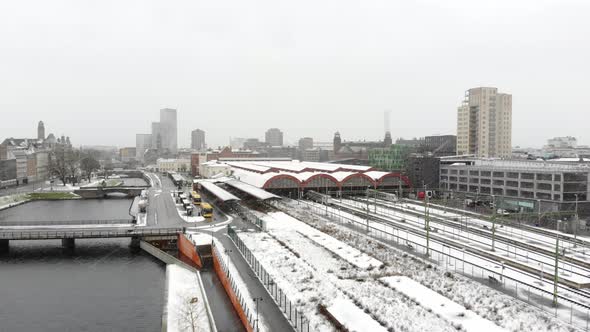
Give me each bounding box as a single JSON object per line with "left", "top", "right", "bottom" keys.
{"left": 37, "top": 121, "right": 45, "bottom": 140}
{"left": 457, "top": 87, "right": 512, "bottom": 158}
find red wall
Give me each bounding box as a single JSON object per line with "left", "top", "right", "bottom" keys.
{"left": 212, "top": 248, "right": 254, "bottom": 332}
{"left": 177, "top": 234, "right": 203, "bottom": 269}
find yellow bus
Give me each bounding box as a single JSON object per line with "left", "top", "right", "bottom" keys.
{"left": 200, "top": 202, "right": 213, "bottom": 220}
{"left": 191, "top": 191, "right": 201, "bottom": 204}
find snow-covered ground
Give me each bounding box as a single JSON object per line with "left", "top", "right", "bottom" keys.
{"left": 236, "top": 209, "right": 469, "bottom": 332}
{"left": 315, "top": 199, "right": 590, "bottom": 313}
{"left": 166, "top": 264, "right": 212, "bottom": 332}
{"left": 279, "top": 199, "right": 577, "bottom": 332}
{"left": 345, "top": 198, "right": 590, "bottom": 287}
{"left": 326, "top": 297, "right": 388, "bottom": 332}
{"left": 0, "top": 193, "right": 30, "bottom": 210}
{"left": 260, "top": 211, "right": 382, "bottom": 270}
{"left": 381, "top": 276, "right": 505, "bottom": 332}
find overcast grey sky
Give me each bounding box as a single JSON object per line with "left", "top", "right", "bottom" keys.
{"left": 1, "top": 0, "right": 588, "bottom": 149}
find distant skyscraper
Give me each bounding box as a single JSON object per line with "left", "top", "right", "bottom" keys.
{"left": 136, "top": 134, "right": 152, "bottom": 161}
{"left": 151, "top": 122, "right": 161, "bottom": 151}
{"left": 191, "top": 129, "right": 206, "bottom": 151}
{"left": 37, "top": 121, "right": 45, "bottom": 140}
{"left": 457, "top": 87, "right": 512, "bottom": 158}
{"left": 230, "top": 137, "right": 247, "bottom": 150}
{"left": 265, "top": 128, "right": 283, "bottom": 147}
{"left": 298, "top": 137, "right": 314, "bottom": 150}
{"left": 159, "top": 108, "right": 178, "bottom": 154}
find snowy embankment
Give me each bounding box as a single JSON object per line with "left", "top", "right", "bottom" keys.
{"left": 166, "top": 264, "right": 212, "bottom": 332}
{"left": 381, "top": 276, "right": 505, "bottom": 332}
{"left": 0, "top": 193, "right": 30, "bottom": 210}
{"left": 279, "top": 199, "right": 576, "bottom": 332}
{"left": 262, "top": 211, "right": 382, "bottom": 269}
{"left": 326, "top": 297, "right": 388, "bottom": 332}
{"left": 238, "top": 211, "right": 462, "bottom": 332}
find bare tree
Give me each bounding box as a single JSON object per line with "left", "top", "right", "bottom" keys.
{"left": 67, "top": 149, "right": 81, "bottom": 185}
{"left": 80, "top": 155, "right": 100, "bottom": 182}
{"left": 49, "top": 144, "right": 69, "bottom": 186}
{"left": 178, "top": 293, "right": 206, "bottom": 332}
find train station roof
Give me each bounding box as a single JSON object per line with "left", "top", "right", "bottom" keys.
{"left": 199, "top": 181, "right": 241, "bottom": 202}
{"left": 225, "top": 180, "right": 280, "bottom": 201}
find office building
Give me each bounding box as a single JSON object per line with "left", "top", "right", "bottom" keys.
{"left": 151, "top": 122, "right": 161, "bottom": 151}
{"left": 440, "top": 159, "right": 589, "bottom": 215}
{"left": 265, "top": 128, "right": 283, "bottom": 147}
{"left": 159, "top": 108, "right": 178, "bottom": 155}
{"left": 136, "top": 134, "right": 152, "bottom": 162}
{"left": 298, "top": 137, "right": 314, "bottom": 151}
{"left": 457, "top": 87, "right": 512, "bottom": 158}
{"left": 191, "top": 129, "right": 206, "bottom": 151}
{"left": 423, "top": 135, "right": 457, "bottom": 156}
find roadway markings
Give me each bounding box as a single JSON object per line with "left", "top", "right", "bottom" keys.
{"left": 155, "top": 212, "right": 158, "bottom": 225}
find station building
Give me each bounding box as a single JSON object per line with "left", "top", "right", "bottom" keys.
{"left": 199, "top": 160, "right": 411, "bottom": 196}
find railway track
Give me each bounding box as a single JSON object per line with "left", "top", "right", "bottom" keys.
{"left": 353, "top": 197, "right": 590, "bottom": 277}
{"left": 326, "top": 199, "right": 590, "bottom": 297}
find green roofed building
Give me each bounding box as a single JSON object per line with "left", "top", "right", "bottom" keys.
{"left": 368, "top": 144, "right": 412, "bottom": 171}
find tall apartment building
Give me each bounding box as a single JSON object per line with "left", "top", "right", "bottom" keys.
{"left": 191, "top": 129, "right": 206, "bottom": 151}
{"left": 265, "top": 128, "right": 283, "bottom": 147}
{"left": 159, "top": 108, "right": 178, "bottom": 155}
{"left": 457, "top": 87, "right": 512, "bottom": 158}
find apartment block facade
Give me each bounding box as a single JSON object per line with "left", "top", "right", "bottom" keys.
{"left": 457, "top": 87, "right": 512, "bottom": 158}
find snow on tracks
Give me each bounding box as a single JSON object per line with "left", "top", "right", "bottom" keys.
{"left": 263, "top": 211, "right": 382, "bottom": 270}
{"left": 381, "top": 276, "right": 506, "bottom": 332}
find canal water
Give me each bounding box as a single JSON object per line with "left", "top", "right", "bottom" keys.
{"left": 0, "top": 198, "right": 166, "bottom": 332}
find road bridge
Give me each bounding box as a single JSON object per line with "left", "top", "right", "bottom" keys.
{"left": 74, "top": 186, "right": 150, "bottom": 198}
{"left": 0, "top": 226, "right": 183, "bottom": 250}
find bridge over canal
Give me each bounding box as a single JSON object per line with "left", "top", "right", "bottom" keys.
{"left": 74, "top": 185, "right": 150, "bottom": 198}
{"left": 0, "top": 226, "right": 183, "bottom": 251}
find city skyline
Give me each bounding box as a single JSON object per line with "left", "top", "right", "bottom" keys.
{"left": 1, "top": 1, "right": 589, "bottom": 149}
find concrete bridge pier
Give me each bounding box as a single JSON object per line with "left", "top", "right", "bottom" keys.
{"left": 130, "top": 236, "right": 141, "bottom": 249}
{"left": 61, "top": 238, "right": 75, "bottom": 249}
{"left": 0, "top": 239, "right": 8, "bottom": 253}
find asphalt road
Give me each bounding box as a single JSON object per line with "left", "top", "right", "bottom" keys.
{"left": 145, "top": 172, "right": 294, "bottom": 332}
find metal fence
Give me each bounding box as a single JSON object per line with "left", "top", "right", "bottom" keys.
{"left": 232, "top": 204, "right": 266, "bottom": 231}
{"left": 287, "top": 199, "right": 590, "bottom": 331}
{"left": 228, "top": 226, "right": 311, "bottom": 332}
{"left": 210, "top": 241, "right": 260, "bottom": 331}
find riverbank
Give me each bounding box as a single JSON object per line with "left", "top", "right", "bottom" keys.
{"left": 140, "top": 241, "right": 217, "bottom": 332}
{"left": 0, "top": 192, "right": 80, "bottom": 211}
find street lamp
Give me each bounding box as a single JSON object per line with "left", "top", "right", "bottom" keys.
{"left": 224, "top": 249, "right": 233, "bottom": 275}
{"left": 253, "top": 297, "right": 263, "bottom": 332}
{"left": 574, "top": 194, "right": 579, "bottom": 243}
